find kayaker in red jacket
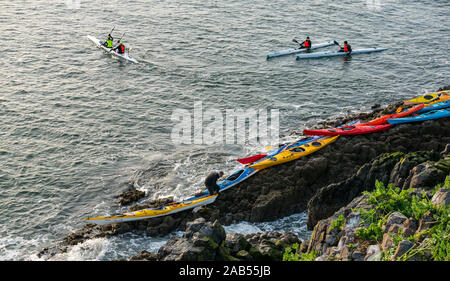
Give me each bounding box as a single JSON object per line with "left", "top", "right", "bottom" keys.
{"left": 113, "top": 40, "right": 126, "bottom": 54}
{"left": 339, "top": 41, "right": 352, "bottom": 53}
{"left": 299, "top": 36, "right": 312, "bottom": 50}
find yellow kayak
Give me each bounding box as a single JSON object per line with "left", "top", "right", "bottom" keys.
{"left": 84, "top": 195, "right": 218, "bottom": 225}
{"left": 248, "top": 136, "right": 339, "bottom": 170}
{"left": 403, "top": 90, "right": 449, "bottom": 105}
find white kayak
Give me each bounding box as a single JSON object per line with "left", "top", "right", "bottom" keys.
{"left": 266, "top": 41, "right": 336, "bottom": 59}
{"left": 87, "top": 35, "right": 139, "bottom": 63}
{"left": 295, "top": 48, "right": 388, "bottom": 60}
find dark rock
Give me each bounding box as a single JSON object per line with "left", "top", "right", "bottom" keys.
{"left": 402, "top": 218, "right": 419, "bottom": 237}
{"left": 352, "top": 250, "right": 366, "bottom": 261}
{"left": 129, "top": 250, "right": 158, "bottom": 261}
{"left": 118, "top": 189, "right": 146, "bottom": 205}
{"left": 383, "top": 212, "right": 407, "bottom": 232}
{"left": 391, "top": 240, "right": 414, "bottom": 261}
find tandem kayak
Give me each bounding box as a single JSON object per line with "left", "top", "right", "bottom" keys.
{"left": 87, "top": 35, "right": 139, "bottom": 63}
{"left": 403, "top": 90, "right": 450, "bottom": 105}
{"left": 387, "top": 108, "right": 450, "bottom": 125}
{"left": 295, "top": 48, "right": 388, "bottom": 60}
{"left": 185, "top": 166, "right": 258, "bottom": 201}
{"left": 247, "top": 136, "right": 339, "bottom": 170}
{"left": 363, "top": 104, "right": 425, "bottom": 126}
{"left": 84, "top": 195, "right": 217, "bottom": 225}
{"left": 267, "top": 41, "right": 336, "bottom": 59}
{"left": 304, "top": 124, "right": 392, "bottom": 136}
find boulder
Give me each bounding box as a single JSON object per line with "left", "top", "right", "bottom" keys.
{"left": 431, "top": 189, "right": 450, "bottom": 207}
{"left": 391, "top": 240, "right": 414, "bottom": 261}
{"left": 365, "top": 245, "right": 381, "bottom": 261}
{"left": 383, "top": 212, "right": 407, "bottom": 232}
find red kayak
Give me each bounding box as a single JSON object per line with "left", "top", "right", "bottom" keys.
{"left": 304, "top": 124, "right": 392, "bottom": 136}
{"left": 237, "top": 153, "right": 267, "bottom": 164}
{"left": 363, "top": 104, "right": 425, "bottom": 126}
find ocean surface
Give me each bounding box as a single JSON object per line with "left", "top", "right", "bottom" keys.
{"left": 0, "top": 0, "right": 448, "bottom": 260}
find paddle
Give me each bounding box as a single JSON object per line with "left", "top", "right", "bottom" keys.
{"left": 108, "top": 26, "right": 115, "bottom": 37}
{"left": 292, "top": 38, "right": 304, "bottom": 48}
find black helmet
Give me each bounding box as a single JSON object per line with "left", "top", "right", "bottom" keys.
{"left": 344, "top": 41, "right": 348, "bottom": 44}
{"left": 306, "top": 36, "right": 310, "bottom": 39}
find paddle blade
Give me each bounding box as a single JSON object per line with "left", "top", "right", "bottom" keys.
{"left": 237, "top": 153, "right": 267, "bottom": 164}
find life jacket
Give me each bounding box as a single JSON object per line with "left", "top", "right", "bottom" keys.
{"left": 343, "top": 45, "right": 350, "bottom": 52}
{"left": 118, "top": 44, "right": 125, "bottom": 54}
{"left": 304, "top": 40, "right": 311, "bottom": 48}
{"left": 106, "top": 40, "right": 113, "bottom": 48}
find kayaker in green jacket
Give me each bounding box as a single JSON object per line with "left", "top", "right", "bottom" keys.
{"left": 103, "top": 34, "right": 114, "bottom": 48}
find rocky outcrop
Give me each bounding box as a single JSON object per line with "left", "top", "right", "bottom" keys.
{"left": 306, "top": 150, "right": 445, "bottom": 228}
{"left": 301, "top": 171, "right": 449, "bottom": 261}
{"left": 41, "top": 87, "right": 450, "bottom": 259}
{"left": 127, "top": 218, "right": 300, "bottom": 261}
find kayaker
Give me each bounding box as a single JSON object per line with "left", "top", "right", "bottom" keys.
{"left": 204, "top": 171, "right": 224, "bottom": 195}
{"left": 299, "top": 36, "right": 312, "bottom": 49}
{"left": 113, "top": 40, "right": 126, "bottom": 54}
{"left": 339, "top": 41, "right": 352, "bottom": 53}
{"left": 103, "top": 34, "right": 113, "bottom": 48}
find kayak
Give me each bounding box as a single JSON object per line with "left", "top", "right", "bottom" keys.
{"left": 84, "top": 195, "right": 217, "bottom": 225}
{"left": 363, "top": 104, "right": 425, "bottom": 125}
{"left": 304, "top": 124, "right": 392, "bottom": 136}
{"left": 238, "top": 120, "right": 360, "bottom": 165}
{"left": 87, "top": 35, "right": 139, "bottom": 63}
{"left": 295, "top": 48, "right": 388, "bottom": 60}
{"left": 387, "top": 108, "right": 450, "bottom": 124}
{"left": 185, "top": 166, "right": 258, "bottom": 201}
{"left": 403, "top": 90, "right": 450, "bottom": 105}
{"left": 238, "top": 135, "right": 324, "bottom": 166}
{"left": 248, "top": 136, "right": 339, "bottom": 170}
{"left": 267, "top": 41, "right": 336, "bottom": 59}
{"left": 416, "top": 100, "right": 450, "bottom": 114}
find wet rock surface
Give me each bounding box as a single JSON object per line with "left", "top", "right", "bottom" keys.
{"left": 127, "top": 218, "right": 300, "bottom": 261}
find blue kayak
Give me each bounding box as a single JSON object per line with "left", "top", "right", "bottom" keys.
{"left": 415, "top": 100, "right": 450, "bottom": 114}
{"left": 185, "top": 166, "right": 258, "bottom": 201}
{"left": 387, "top": 108, "right": 450, "bottom": 124}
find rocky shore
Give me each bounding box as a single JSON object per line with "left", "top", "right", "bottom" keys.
{"left": 123, "top": 218, "right": 299, "bottom": 261}
{"left": 38, "top": 86, "right": 450, "bottom": 260}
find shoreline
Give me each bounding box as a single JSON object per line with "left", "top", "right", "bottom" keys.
{"left": 38, "top": 85, "right": 450, "bottom": 260}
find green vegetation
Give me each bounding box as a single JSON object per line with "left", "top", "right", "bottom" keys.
{"left": 282, "top": 243, "right": 317, "bottom": 261}
{"left": 358, "top": 178, "right": 449, "bottom": 261}
{"left": 283, "top": 176, "right": 449, "bottom": 261}
{"left": 330, "top": 214, "right": 345, "bottom": 231}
